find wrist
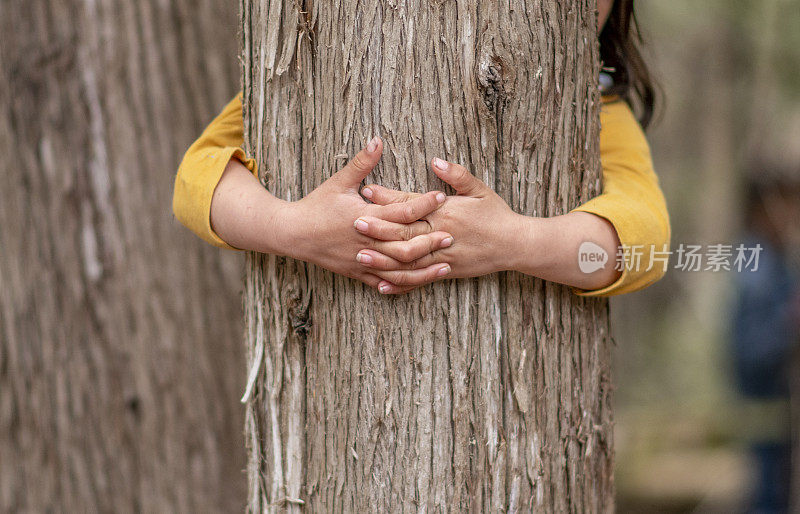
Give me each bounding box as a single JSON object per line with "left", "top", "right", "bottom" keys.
{"left": 505, "top": 214, "right": 550, "bottom": 275}
{"left": 499, "top": 213, "right": 532, "bottom": 273}
{"left": 258, "top": 197, "right": 301, "bottom": 258}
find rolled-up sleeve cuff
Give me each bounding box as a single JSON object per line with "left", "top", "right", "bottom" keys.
{"left": 568, "top": 199, "right": 668, "bottom": 297}
{"left": 173, "top": 146, "right": 258, "bottom": 251}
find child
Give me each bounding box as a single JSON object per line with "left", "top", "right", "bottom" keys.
{"left": 173, "top": 0, "right": 669, "bottom": 296}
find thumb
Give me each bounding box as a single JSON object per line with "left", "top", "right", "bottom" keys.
{"left": 431, "top": 158, "right": 488, "bottom": 197}
{"left": 332, "top": 136, "right": 383, "bottom": 189}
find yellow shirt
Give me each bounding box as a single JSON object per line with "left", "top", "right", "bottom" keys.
{"left": 173, "top": 94, "right": 670, "bottom": 297}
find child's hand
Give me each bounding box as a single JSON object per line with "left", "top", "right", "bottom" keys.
{"left": 283, "top": 139, "right": 455, "bottom": 293}
{"left": 354, "top": 158, "right": 525, "bottom": 294}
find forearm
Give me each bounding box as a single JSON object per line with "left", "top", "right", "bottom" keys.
{"left": 210, "top": 159, "right": 290, "bottom": 254}
{"left": 508, "top": 211, "right": 622, "bottom": 290}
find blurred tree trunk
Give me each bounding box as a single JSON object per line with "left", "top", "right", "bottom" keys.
{"left": 792, "top": 346, "right": 800, "bottom": 511}
{"left": 0, "top": 1, "right": 246, "bottom": 512}
{"left": 241, "top": 0, "right": 612, "bottom": 511}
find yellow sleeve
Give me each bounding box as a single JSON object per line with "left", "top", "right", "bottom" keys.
{"left": 570, "top": 99, "right": 671, "bottom": 297}
{"left": 172, "top": 92, "right": 257, "bottom": 250}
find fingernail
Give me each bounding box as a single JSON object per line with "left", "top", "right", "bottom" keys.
{"left": 356, "top": 252, "right": 373, "bottom": 264}
{"left": 433, "top": 158, "right": 449, "bottom": 171}
{"left": 437, "top": 265, "right": 451, "bottom": 277}
{"left": 379, "top": 283, "right": 391, "bottom": 294}
{"left": 440, "top": 237, "right": 453, "bottom": 248}
{"left": 354, "top": 218, "right": 369, "bottom": 231}
{"left": 362, "top": 187, "right": 374, "bottom": 199}
{"left": 436, "top": 192, "right": 447, "bottom": 204}
{"left": 367, "top": 136, "right": 379, "bottom": 153}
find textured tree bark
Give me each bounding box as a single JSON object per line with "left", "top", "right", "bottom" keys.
{"left": 0, "top": 1, "right": 246, "bottom": 512}
{"left": 241, "top": 0, "right": 612, "bottom": 511}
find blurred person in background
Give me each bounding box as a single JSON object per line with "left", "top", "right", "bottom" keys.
{"left": 730, "top": 171, "right": 800, "bottom": 514}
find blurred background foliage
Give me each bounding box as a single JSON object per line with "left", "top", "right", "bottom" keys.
{"left": 613, "top": 1, "right": 800, "bottom": 511}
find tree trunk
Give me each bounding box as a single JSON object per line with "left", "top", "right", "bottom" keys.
{"left": 0, "top": 1, "right": 246, "bottom": 512}
{"left": 241, "top": 0, "right": 611, "bottom": 511}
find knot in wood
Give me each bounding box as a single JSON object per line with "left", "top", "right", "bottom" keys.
{"left": 478, "top": 58, "right": 505, "bottom": 110}
{"left": 288, "top": 292, "right": 312, "bottom": 339}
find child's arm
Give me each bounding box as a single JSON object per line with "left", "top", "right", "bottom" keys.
{"left": 172, "top": 94, "right": 456, "bottom": 292}
{"left": 354, "top": 99, "right": 671, "bottom": 296}
{"left": 173, "top": 94, "right": 258, "bottom": 249}
{"left": 568, "top": 99, "right": 671, "bottom": 296}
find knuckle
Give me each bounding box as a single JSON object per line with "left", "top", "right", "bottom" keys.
{"left": 376, "top": 257, "right": 394, "bottom": 271}
{"left": 409, "top": 257, "right": 426, "bottom": 271}
{"left": 402, "top": 204, "right": 415, "bottom": 222}
{"left": 392, "top": 271, "right": 409, "bottom": 285}
{"left": 422, "top": 196, "right": 437, "bottom": 213}
{"left": 364, "top": 218, "right": 379, "bottom": 237}
{"left": 413, "top": 241, "right": 431, "bottom": 260}
{"left": 369, "top": 222, "right": 383, "bottom": 238}
{"left": 397, "top": 246, "right": 413, "bottom": 262}
{"left": 426, "top": 234, "right": 439, "bottom": 252}
{"left": 351, "top": 153, "right": 369, "bottom": 172}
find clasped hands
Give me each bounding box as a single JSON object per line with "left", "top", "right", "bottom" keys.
{"left": 287, "top": 136, "right": 525, "bottom": 295}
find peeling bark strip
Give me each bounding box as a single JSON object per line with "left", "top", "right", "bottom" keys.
{"left": 242, "top": 0, "right": 612, "bottom": 512}
{"left": 0, "top": 0, "right": 247, "bottom": 511}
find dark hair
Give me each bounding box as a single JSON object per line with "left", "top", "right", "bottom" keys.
{"left": 599, "top": 0, "right": 657, "bottom": 129}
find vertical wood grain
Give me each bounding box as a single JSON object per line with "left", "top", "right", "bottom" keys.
{"left": 0, "top": 0, "right": 247, "bottom": 511}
